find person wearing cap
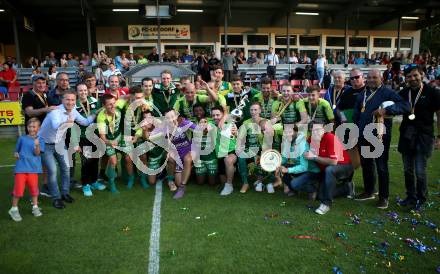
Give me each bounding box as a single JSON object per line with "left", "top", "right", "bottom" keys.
{"left": 397, "top": 64, "right": 440, "bottom": 210}
{"left": 22, "top": 75, "right": 58, "bottom": 126}
{"left": 353, "top": 69, "right": 410, "bottom": 209}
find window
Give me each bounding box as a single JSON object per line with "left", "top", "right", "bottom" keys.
{"left": 132, "top": 47, "right": 156, "bottom": 57}
{"left": 191, "top": 45, "right": 214, "bottom": 54}
{"left": 247, "top": 34, "right": 269, "bottom": 46}
{"left": 374, "top": 38, "right": 392, "bottom": 47}
{"left": 299, "top": 35, "right": 320, "bottom": 46}
{"left": 275, "top": 48, "right": 298, "bottom": 54}
{"left": 349, "top": 37, "right": 368, "bottom": 47}
{"left": 326, "top": 36, "right": 345, "bottom": 47}
{"left": 275, "top": 36, "right": 297, "bottom": 46}
{"left": 221, "top": 35, "right": 243, "bottom": 45}
{"left": 105, "top": 46, "right": 130, "bottom": 59}
{"left": 395, "top": 38, "right": 412, "bottom": 48}
{"left": 299, "top": 50, "right": 318, "bottom": 61}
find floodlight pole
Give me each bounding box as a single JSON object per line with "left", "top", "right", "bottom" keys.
{"left": 86, "top": 13, "right": 92, "bottom": 57}
{"left": 224, "top": 11, "right": 228, "bottom": 50}
{"left": 344, "top": 16, "right": 348, "bottom": 64}
{"left": 286, "top": 12, "right": 290, "bottom": 58}
{"left": 12, "top": 15, "right": 21, "bottom": 67}
{"left": 156, "top": 0, "right": 162, "bottom": 62}
{"left": 397, "top": 17, "right": 402, "bottom": 53}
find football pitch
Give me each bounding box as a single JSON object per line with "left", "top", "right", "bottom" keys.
{"left": 0, "top": 129, "right": 439, "bottom": 274}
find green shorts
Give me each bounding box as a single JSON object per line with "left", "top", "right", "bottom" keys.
{"left": 147, "top": 149, "right": 166, "bottom": 171}
{"left": 105, "top": 136, "right": 133, "bottom": 156}
{"left": 194, "top": 158, "right": 218, "bottom": 176}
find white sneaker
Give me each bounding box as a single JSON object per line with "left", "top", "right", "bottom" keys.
{"left": 255, "top": 181, "right": 264, "bottom": 192}
{"left": 220, "top": 183, "right": 233, "bottom": 196}
{"left": 8, "top": 208, "right": 22, "bottom": 222}
{"left": 266, "top": 183, "right": 275, "bottom": 194}
{"left": 32, "top": 206, "right": 42, "bottom": 217}
{"left": 315, "top": 203, "right": 330, "bottom": 215}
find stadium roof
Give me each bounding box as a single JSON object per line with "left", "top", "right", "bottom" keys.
{"left": 1, "top": 0, "right": 439, "bottom": 29}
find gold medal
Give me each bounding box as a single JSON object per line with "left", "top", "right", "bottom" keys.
{"left": 361, "top": 107, "right": 365, "bottom": 113}
{"left": 408, "top": 114, "right": 416, "bottom": 120}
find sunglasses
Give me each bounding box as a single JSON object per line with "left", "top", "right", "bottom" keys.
{"left": 349, "top": 75, "right": 362, "bottom": 80}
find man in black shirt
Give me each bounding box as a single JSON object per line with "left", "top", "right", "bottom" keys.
{"left": 398, "top": 64, "right": 440, "bottom": 209}
{"left": 22, "top": 75, "right": 57, "bottom": 125}
{"left": 147, "top": 47, "right": 160, "bottom": 62}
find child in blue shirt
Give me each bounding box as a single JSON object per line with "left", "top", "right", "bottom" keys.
{"left": 9, "top": 118, "right": 45, "bottom": 222}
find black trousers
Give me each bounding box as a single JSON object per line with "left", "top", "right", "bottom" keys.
{"left": 79, "top": 137, "right": 99, "bottom": 186}
{"left": 359, "top": 134, "right": 391, "bottom": 199}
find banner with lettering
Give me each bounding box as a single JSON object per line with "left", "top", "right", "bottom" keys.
{"left": 0, "top": 102, "right": 24, "bottom": 126}
{"left": 128, "top": 25, "right": 190, "bottom": 40}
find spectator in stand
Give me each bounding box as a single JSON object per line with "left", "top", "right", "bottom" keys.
{"left": 327, "top": 52, "right": 337, "bottom": 64}
{"left": 60, "top": 54, "right": 68, "bottom": 67}
{"left": 192, "top": 51, "right": 199, "bottom": 73}
{"left": 278, "top": 50, "right": 288, "bottom": 64}
{"left": 231, "top": 50, "right": 238, "bottom": 72}
{"left": 119, "top": 52, "right": 130, "bottom": 72}
{"left": 80, "top": 53, "right": 90, "bottom": 66}
{"left": 197, "top": 51, "right": 210, "bottom": 81}
{"left": 336, "top": 53, "right": 344, "bottom": 64}
{"left": 208, "top": 51, "right": 221, "bottom": 70}
{"left": 257, "top": 52, "right": 265, "bottom": 65}
{"left": 0, "top": 63, "right": 20, "bottom": 91}
{"left": 162, "top": 52, "right": 171, "bottom": 62}
{"left": 247, "top": 52, "right": 258, "bottom": 65}
{"left": 89, "top": 53, "right": 97, "bottom": 67}
{"left": 170, "top": 50, "right": 181, "bottom": 63}
{"left": 181, "top": 48, "right": 193, "bottom": 63}
{"left": 76, "top": 63, "right": 87, "bottom": 84}
{"left": 236, "top": 51, "right": 246, "bottom": 65}
{"left": 47, "top": 52, "right": 58, "bottom": 67}
{"left": 315, "top": 54, "right": 327, "bottom": 87}
{"left": 30, "top": 66, "right": 43, "bottom": 82}
{"left": 289, "top": 51, "right": 299, "bottom": 64}
{"left": 127, "top": 53, "right": 137, "bottom": 66}
{"left": 46, "top": 64, "right": 58, "bottom": 90}
{"left": 67, "top": 53, "right": 79, "bottom": 67}
{"left": 102, "top": 63, "right": 122, "bottom": 83}
{"left": 264, "top": 47, "right": 279, "bottom": 79}
{"left": 301, "top": 53, "right": 311, "bottom": 64}
{"left": 99, "top": 50, "right": 112, "bottom": 65}
{"left": 354, "top": 53, "right": 366, "bottom": 65}
{"left": 381, "top": 54, "right": 391, "bottom": 65}
{"left": 137, "top": 53, "right": 148, "bottom": 64}
{"left": 221, "top": 49, "right": 235, "bottom": 82}
{"left": 147, "top": 47, "right": 160, "bottom": 62}
{"left": 347, "top": 53, "right": 355, "bottom": 64}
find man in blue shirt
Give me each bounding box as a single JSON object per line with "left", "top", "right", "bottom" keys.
{"left": 47, "top": 73, "right": 70, "bottom": 106}
{"left": 39, "top": 90, "right": 96, "bottom": 209}
{"left": 353, "top": 69, "right": 410, "bottom": 209}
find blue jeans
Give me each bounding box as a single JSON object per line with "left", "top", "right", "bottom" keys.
{"left": 317, "top": 67, "right": 324, "bottom": 85}
{"left": 284, "top": 172, "right": 320, "bottom": 193}
{"left": 42, "top": 144, "right": 71, "bottom": 200}
{"left": 319, "top": 164, "right": 354, "bottom": 205}
{"left": 402, "top": 150, "right": 429, "bottom": 203}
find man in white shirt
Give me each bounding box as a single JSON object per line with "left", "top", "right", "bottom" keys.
{"left": 39, "top": 90, "right": 96, "bottom": 209}
{"left": 264, "top": 47, "right": 279, "bottom": 80}
{"left": 103, "top": 63, "right": 122, "bottom": 83}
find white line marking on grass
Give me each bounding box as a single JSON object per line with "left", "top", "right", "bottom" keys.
{"left": 148, "top": 180, "right": 163, "bottom": 274}
{"left": 0, "top": 164, "right": 14, "bottom": 168}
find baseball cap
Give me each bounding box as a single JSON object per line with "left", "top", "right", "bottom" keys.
{"left": 403, "top": 63, "right": 419, "bottom": 75}
{"left": 32, "top": 74, "right": 46, "bottom": 83}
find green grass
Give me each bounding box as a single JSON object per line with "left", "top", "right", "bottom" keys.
{"left": 0, "top": 127, "right": 439, "bottom": 274}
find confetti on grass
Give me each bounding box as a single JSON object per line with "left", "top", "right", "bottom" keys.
{"left": 207, "top": 232, "right": 218, "bottom": 237}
